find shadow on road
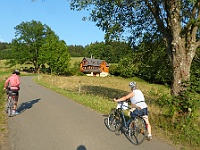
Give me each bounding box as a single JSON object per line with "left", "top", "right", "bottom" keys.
{"left": 77, "top": 145, "right": 87, "bottom": 150}
{"left": 17, "top": 98, "right": 41, "bottom": 114}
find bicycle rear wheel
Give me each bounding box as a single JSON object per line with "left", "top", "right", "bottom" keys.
{"left": 105, "top": 109, "right": 122, "bottom": 132}
{"left": 128, "top": 116, "right": 147, "bottom": 145}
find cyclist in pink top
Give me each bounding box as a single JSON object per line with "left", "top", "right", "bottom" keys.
{"left": 3, "top": 69, "right": 20, "bottom": 115}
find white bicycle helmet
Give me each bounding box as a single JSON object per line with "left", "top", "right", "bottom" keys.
{"left": 129, "top": 81, "right": 137, "bottom": 88}
{"left": 12, "top": 69, "right": 20, "bottom": 75}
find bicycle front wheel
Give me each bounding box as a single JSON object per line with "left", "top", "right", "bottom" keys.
{"left": 6, "top": 97, "right": 13, "bottom": 117}
{"left": 128, "top": 117, "right": 147, "bottom": 145}
{"left": 106, "top": 109, "right": 122, "bottom": 132}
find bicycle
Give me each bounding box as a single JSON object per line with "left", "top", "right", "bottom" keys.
{"left": 105, "top": 101, "right": 148, "bottom": 145}
{"left": 6, "top": 90, "right": 17, "bottom": 117}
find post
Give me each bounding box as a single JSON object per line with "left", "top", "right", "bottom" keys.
{"left": 79, "top": 81, "right": 81, "bottom": 93}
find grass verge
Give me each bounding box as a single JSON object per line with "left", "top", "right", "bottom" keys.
{"left": 0, "top": 71, "right": 9, "bottom": 150}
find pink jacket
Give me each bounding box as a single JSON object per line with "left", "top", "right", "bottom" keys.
{"left": 4, "top": 74, "right": 20, "bottom": 90}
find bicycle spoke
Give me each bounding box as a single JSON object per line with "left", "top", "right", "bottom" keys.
{"left": 128, "top": 117, "right": 146, "bottom": 145}
{"left": 106, "top": 109, "right": 122, "bottom": 132}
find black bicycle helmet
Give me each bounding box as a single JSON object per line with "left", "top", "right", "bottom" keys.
{"left": 12, "top": 69, "right": 20, "bottom": 75}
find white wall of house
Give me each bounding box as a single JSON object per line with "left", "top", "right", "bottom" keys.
{"left": 85, "top": 72, "right": 109, "bottom": 77}
{"left": 100, "top": 72, "right": 109, "bottom": 77}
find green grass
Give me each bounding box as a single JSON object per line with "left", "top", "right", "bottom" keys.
{"left": 0, "top": 71, "right": 10, "bottom": 149}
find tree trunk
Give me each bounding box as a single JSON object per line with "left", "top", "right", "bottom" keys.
{"left": 171, "top": 41, "right": 194, "bottom": 96}
{"left": 168, "top": 0, "right": 196, "bottom": 96}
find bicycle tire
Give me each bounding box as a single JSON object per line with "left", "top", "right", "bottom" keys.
{"left": 128, "top": 116, "right": 147, "bottom": 145}
{"left": 106, "top": 109, "right": 122, "bottom": 132}
{"left": 6, "top": 96, "right": 13, "bottom": 117}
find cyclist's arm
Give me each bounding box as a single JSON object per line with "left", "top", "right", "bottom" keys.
{"left": 16, "top": 76, "right": 20, "bottom": 87}
{"left": 3, "top": 78, "right": 10, "bottom": 90}
{"left": 114, "top": 92, "right": 134, "bottom": 102}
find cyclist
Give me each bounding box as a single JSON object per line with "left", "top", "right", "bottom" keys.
{"left": 3, "top": 69, "right": 20, "bottom": 115}
{"left": 114, "top": 81, "right": 152, "bottom": 140}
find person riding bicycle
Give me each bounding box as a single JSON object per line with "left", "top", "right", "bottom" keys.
{"left": 114, "top": 81, "right": 152, "bottom": 140}
{"left": 3, "top": 69, "right": 20, "bottom": 115}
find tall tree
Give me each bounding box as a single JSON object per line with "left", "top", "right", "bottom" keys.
{"left": 40, "top": 38, "right": 70, "bottom": 75}
{"left": 70, "top": 0, "right": 200, "bottom": 96}
{"left": 11, "top": 20, "right": 57, "bottom": 71}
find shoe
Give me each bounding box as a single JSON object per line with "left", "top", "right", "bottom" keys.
{"left": 147, "top": 135, "right": 152, "bottom": 141}
{"left": 12, "top": 111, "right": 19, "bottom": 115}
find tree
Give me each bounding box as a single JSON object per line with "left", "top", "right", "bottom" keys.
{"left": 68, "top": 45, "right": 85, "bottom": 57}
{"left": 70, "top": 0, "right": 200, "bottom": 96}
{"left": 39, "top": 33, "right": 70, "bottom": 75}
{"left": 84, "top": 41, "right": 133, "bottom": 63}
{"left": 133, "top": 35, "right": 172, "bottom": 84}
{"left": 11, "top": 20, "right": 58, "bottom": 71}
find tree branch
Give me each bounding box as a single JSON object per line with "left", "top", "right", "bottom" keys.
{"left": 195, "top": 40, "right": 200, "bottom": 49}
{"left": 144, "top": 0, "right": 167, "bottom": 37}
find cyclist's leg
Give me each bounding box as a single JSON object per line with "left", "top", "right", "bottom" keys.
{"left": 12, "top": 91, "right": 19, "bottom": 114}
{"left": 142, "top": 116, "right": 151, "bottom": 135}
{"left": 142, "top": 108, "right": 152, "bottom": 140}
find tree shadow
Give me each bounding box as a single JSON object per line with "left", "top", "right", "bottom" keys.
{"left": 81, "top": 85, "right": 129, "bottom": 99}
{"left": 17, "top": 98, "right": 41, "bottom": 114}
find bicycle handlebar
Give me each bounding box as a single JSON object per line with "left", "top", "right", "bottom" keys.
{"left": 117, "top": 101, "right": 131, "bottom": 110}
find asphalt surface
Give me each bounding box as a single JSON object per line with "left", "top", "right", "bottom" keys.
{"left": 7, "top": 76, "right": 177, "bottom": 150}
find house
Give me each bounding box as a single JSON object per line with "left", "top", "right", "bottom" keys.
{"left": 80, "top": 57, "right": 109, "bottom": 77}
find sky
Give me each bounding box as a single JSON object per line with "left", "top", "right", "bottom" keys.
{"left": 0, "top": 0, "right": 105, "bottom": 46}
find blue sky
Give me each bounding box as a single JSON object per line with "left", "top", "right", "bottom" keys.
{"left": 0, "top": 0, "right": 105, "bottom": 46}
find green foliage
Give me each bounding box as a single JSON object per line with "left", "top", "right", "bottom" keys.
{"left": 0, "top": 42, "right": 12, "bottom": 59}
{"left": 11, "top": 20, "right": 60, "bottom": 71}
{"left": 0, "top": 42, "right": 10, "bottom": 51}
{"left": 7, "top": 20, "right": 71, "bottom": 75}
{"left": 190, "top": 48, "right": 200, "bottom": 93}
{"left": 84, "top": 41, "right": 133, "bottom": 63}
{"left": 69, "top": 61, "right": 85, "bottom": 76}
{"left": 116, "top": 57, "right": 139, "bottom": 78}
{"left": 156, "top": 84, "right": 200, "bottom": 120}
{"left": 108, "top": 64, "right": 121, "bottom": 76}
{"left": 40, "top": 38, "right": 71, "bottom": 75}
{"left": 133, "top": 37, "right": 172, "bottom": 84}
{"left": 68, "top": 45, "right": 85, "bottom": 57}
{"left": 149, "top": 86, "right": 200, "bottom": 148}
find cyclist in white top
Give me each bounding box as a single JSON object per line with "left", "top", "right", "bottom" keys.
{"left": 114, "top": 81, "right": 152, "bottom": 140}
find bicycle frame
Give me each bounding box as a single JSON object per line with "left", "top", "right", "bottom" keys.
{"left": 118, "top": 108, "right": 130, "bottom": 129}
{"left": 116, "top": 101, "right": 132, "bottom": 130}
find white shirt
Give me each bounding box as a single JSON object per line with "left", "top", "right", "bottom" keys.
{"left": 130, "top": 89, "right": 147, "bottom": 109}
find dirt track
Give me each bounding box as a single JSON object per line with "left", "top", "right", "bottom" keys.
{"left": 6, "top": 76, "right": 177, "bottom": 150}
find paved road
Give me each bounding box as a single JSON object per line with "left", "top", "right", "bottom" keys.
{"left": 7, "top": 76, "right": 177, "bottom": 150}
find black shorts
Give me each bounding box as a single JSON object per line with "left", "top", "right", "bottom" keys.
{"left": 7, "top": 89, "right": 19, "bottom": 96}
{"left": 130, "top": 108, "right": 148, "bottom": 119}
